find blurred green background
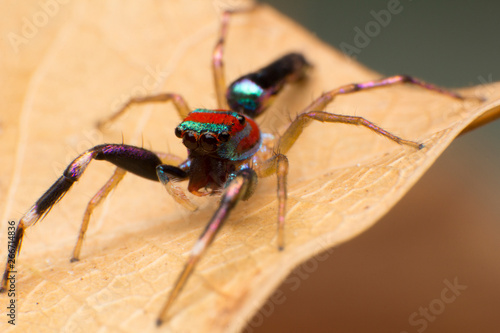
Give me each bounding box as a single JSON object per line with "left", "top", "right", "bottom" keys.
{"left": 248, "top": 1, "right": 500, "bottom": 332}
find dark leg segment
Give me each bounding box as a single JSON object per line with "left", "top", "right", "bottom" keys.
{"left": 93, "top": 144, "right": 162, "bottom": 181}
{"left": 1, "top": 150, "right": 95, "bottom": 291}
{"left": 1, "top": 226, "right": 23, "bottom": 292}
{"left": 1, "top": 144, "right": 167, "bottom": 291}
{"left": 156, "top": 168, "right": 257, "bottom": 325}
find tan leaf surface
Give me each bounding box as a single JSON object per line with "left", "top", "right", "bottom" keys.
{"left": 1, "top": 1, "right": 499, "bottom": 332}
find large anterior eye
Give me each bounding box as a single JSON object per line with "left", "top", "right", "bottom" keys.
{"left": 218, "top": 131, "right": 230, "bottom": 142}
{"left": 236, "top": 114, "right": 246, "bottom": 125}
{"left": 174, "top": 126, "right": 183, "bottom": 138}
{"left": 182, "top": 131, "right": 198, "bottom": 150}
{"left": 200, "top": 132, "right": 218, "bottom": 152}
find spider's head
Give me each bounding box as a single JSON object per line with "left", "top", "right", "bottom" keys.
{"left": 175, "top": 109, "right": 261, "bottom": 161}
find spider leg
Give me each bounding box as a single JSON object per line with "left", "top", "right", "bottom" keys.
{"left": 71, "top": 167, "right": 126, "bottom": 262}
{"left": 256, "top": 154, "right": 289, "bottom": 250}
{"left": 0, "top": 144, "right": 188, "bottom": 291}
{"left": 302, "top": 75, "right": 470, "bottom": 115}
{"left": 70, "top": 152, "right": 187, "bottom": 262}
{"left": 279, "top": 111, "right": 424, "bottom": 154}
{"left": 277, "top": 74, "right": 481, "bottom": 153}
{"left": 156, "top": 168, "right": 258, "bottom": 325}
{"left": 212, "top": 11, "right": 231, "bottom": 109}
{"left": 97, "top": 93, "right": 191, "bottom": 129}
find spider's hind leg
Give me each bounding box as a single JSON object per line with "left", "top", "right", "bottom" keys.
{"left": 213, "top": 10, "right": 311, "bottom": 116}
{"left": 276, "top": 74, "right": 482, "bottom": 153}
{"left": 212, "top": 11, "right": 231, "bottom": 109}
{"left": 302, "top": 74, "right": 474, "bottom": 116}
{"left": 97, "top": 93, "right": 191, "bottom": 130}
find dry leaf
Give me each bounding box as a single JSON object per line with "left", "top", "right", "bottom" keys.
{"left": 1, "top": 1, "right": 499, "bottom": 332}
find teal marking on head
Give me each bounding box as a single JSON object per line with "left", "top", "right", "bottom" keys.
{"left": 178, "top": 121, "right": 229, "bottom": 135}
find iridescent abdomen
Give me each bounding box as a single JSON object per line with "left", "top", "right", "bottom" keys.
{"left": 226, "top": 53, "right": 310, "bottom": 118}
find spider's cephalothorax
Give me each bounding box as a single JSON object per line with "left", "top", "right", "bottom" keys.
{"left": 0, "top": 9, "right": 470, "bottom": 326}
{"left": 174, "top": 109, "right": 262, "bottom": 194}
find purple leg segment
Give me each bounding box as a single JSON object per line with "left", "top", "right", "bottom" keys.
{"left": 304, "top": 74, "right": 468, "bottom": 115}
{"left": 354, "top": 75, "right": 465, "bottom": 100}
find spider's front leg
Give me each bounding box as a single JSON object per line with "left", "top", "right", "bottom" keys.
{"left": 156, "top": 168, "right": 258, "bottom": 325}
{"left": 0, "top": 144, "right": 192, "bottom": 291}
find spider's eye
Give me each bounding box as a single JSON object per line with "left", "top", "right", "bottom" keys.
{"left": 200, "top": 132, "right": 218, "bottom": 152}
{"left": 218, "top": 131, "right": 230, "bottom": 142}
{"left": 174, "top": 126, "right": 183, "bottom": 138}
{"left": 236, "top": 114, "right": 246, "bottom": 125}
{"left": 182, "top": 131, "right": 198, "bottom": 150}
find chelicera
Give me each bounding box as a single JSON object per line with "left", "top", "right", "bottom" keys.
{"left": 1, "top": 10, "right": 469, "bottom": 325}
